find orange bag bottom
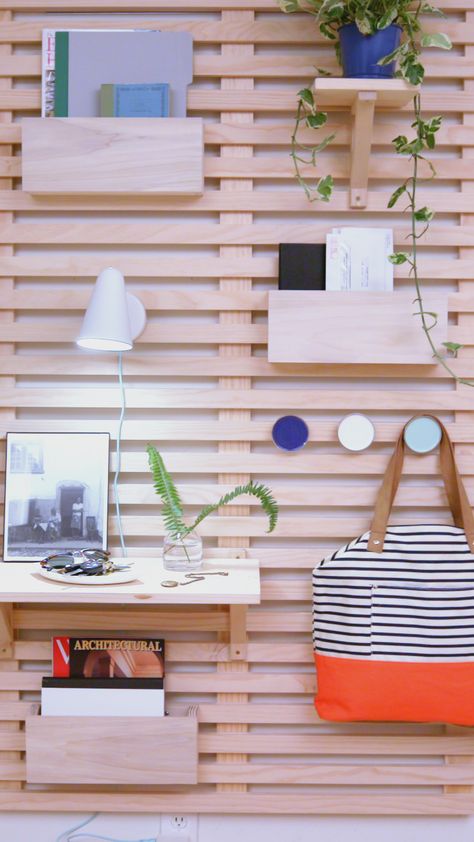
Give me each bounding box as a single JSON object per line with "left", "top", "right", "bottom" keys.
{"left": 314, "top": 653, "right": 474, "bottom": 725}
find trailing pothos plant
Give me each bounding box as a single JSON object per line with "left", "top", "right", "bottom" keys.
{"left": 279, "top": 0, "right": 451, "bottom": 201}
{"left": 147, "top": 445, "right": 279, "bottom": 544}
{"left": 388, "top": 100, "right": 472, "bottom": 383}
{"left": 278, "top": 1, "right": 468, "bottom": 383}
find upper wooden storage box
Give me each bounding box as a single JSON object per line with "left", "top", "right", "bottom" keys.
{"left": 21, "top": 117, "right": 204, "bottom": 194}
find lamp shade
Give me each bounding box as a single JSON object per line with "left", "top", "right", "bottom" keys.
{"left": 77, "top": 267, "right": 146, "bottom": 352}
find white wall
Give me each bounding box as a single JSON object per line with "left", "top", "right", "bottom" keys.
{"left": 2, "top": 813, "right": 474, "bottom": 842}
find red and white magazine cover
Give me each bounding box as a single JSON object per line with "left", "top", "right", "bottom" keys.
{"left": 52, "top": 636, "right": 70, "bottom": 677}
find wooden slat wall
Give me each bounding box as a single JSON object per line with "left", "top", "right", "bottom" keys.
{"left": 0, "top": 0, "right": 474, "bottom": 816}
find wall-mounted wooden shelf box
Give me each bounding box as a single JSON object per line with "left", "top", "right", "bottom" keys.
{"left": 21, "top": 117, "right": 204, "bottom": 195}
{"left": 314, "top": 79, "right": 416, "bottom": 207}
{"left": 26, "top": 706, "right": 198, "bottom": 785}
{"left": 268, "top": 291, "right": 447, "bottom": 365}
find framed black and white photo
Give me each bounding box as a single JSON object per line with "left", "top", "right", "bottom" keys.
{"left": 3, "top": 433, "right": 110, "bottom": 562}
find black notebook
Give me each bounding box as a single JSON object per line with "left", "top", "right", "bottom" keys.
{"left": 278, "top": 243, "right": 326, "bottom": 290}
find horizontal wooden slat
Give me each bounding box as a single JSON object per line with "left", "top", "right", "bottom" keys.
{"left": 0, "top": 256, "right": 463, "bottom": 280}
{"left": 200, "top": 734, "right": 474, "bottom": 755}
{"left": 1, "top": 90, "right": 473, "bottom": 113}
{"left": 1, "top": 791, "right": 474, "bottom": 815}
{"left": 2, "top": 223, "right": 474, "bottom": 247}
{"left": 0, "top": 419, "right": 473, "bottom": 442}
{"left": 1, "top": 448, "right": 474, "bottom": 475}
{"left": 3, "top": 54, "right": 474, "bottom": 81}
{"left": 198, "top": 762, "right": 474, "bottom": 785}
{"left": 0, "top": 157, "right": 474, "bottom": 183}
{"left": 0, "top": 322, "right": 267, "bottom": 344}
{"left": 1, "top": 388, "right": 474, "bottom": 413}
{"left": 0, "top": 189, "right": 472, "bottom": 213}
{"left": 0, "top": 356, "right": 472, "bottom": 380}
{"left": 13, "top": 610, "right": 229, "bottom": 631}
{"left": 3, "top": 154, "right": 473, "bottom": 181}
{"left": 2, "top": 791, "right": 474, "bottom": 815}
{"left": 0, "top": 17, "right": 467, "bottom": 46}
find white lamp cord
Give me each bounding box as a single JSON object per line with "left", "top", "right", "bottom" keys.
{"left": 114, "top": 352, "right": 127, "bottom": 557}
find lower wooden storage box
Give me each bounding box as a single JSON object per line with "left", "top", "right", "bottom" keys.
{"left": 25, "top": 708, "right": 198, "bottom": 785}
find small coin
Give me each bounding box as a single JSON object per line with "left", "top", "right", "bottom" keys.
{"left": 161, "top": 579, "right": 179, "bottom": 588}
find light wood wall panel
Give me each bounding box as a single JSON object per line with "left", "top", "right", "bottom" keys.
{"left": 0, "top": 0, "right": 474, "bottom": 817}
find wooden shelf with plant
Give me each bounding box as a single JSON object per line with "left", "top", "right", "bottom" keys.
{"left": 278, "top": 0, "right": 470, "bottom": 386}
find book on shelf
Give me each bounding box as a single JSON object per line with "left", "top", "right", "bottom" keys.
{"left": 43, "top": 29, "right": 192, "bottom": 118}
{"left": 53, "top": 636, "right": 165, "bottom": 678}
{"left": 100, "top": 83, "right": 170, "bottom": 117}
{"left": 278, "top": 243, "right": 326, "bottom": 291}
{"left": 41, "top": 29, "right": 56, "bottom": 117}
{"left": 41, "top": 677, "right": 165, "bottom": 717}
{"left": 43, "top": 637, "right": 166, "bottom": 717}
{"left": 325, "top": 227, "right": 394, "bottom": 291}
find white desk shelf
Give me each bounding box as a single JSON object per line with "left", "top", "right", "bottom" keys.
{"left": 0, "top": 557, "right": 259, "bottom": 661}
{"left": 314, "top": 78, "right": 417, "bottom": 208}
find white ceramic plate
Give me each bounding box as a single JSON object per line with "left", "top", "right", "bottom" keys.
{"left": 37, "top": 566, "right": 137, "bottom": 586}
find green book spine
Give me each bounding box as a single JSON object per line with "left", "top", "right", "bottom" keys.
{"left": 54, "top": 31, "right": 69, "bottom": 117}
{"left": 100, "top": 84, "right": 115, "bottom": 117}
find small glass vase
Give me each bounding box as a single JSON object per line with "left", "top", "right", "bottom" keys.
{"left": 163, "top": 531, "right": 203, "bottom": 571}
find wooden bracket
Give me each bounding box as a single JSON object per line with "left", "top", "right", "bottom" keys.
{"left": 229, "top": 604, "right": 247, "bottom": 660}
{"left": 0, "top": 604, "right": 13, "bottom": 659}
{"left": 350, "top": 91, "right": 377, "bottom": 209}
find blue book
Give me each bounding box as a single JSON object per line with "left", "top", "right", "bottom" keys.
{"left": 100, "top": 83, "right": 170, "bottom": 117}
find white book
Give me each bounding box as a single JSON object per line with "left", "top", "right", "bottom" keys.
{"left": 41, "top": 29, "right": 56, "bottom": 117}
{"left": 325, "top": 233, "right": 351, "bottom": 291}
{"left": 42, "top": 679, "right": 164, "bottom": 717}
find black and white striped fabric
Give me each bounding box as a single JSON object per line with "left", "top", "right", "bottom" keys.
{"left": 313, "top": 524, "right": 474, "bottom": 663}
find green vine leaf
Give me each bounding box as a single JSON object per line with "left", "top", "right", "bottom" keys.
{"left": 442, "top": 342, "right": 463, "bottom": 358}
{"left": 315, "top": 67, "right": 332, "bottom": 77}
{"left": 377, "top": 46, "right": 403, "bottom": 66}
{"left": 377, "top": 8, "right": 398, "bottom": 29}
{"left": 420, "top": 32, "right": 452, "bottom": 49}
{"left": 414, "top": 206, "right": 435, "bottom": 222}
{"left": 297, "top": 87, "right": 314, "bottom": 107}
{"left": 320, "top": 22, "right": 337, "bottom": 40}
{"left": 389, "top": 252, "right": 409, "bottom": 265}
{"left": 306, "top": 111, "right": 328, "bottom": 128}
{"left": 277, "top": 0, "right": 301, "bottom": 12}
{"left": 388, "top": 184, "right": 407, "bottom": 208}
{"left": 421, "top": 2, "right": 445, "bottom": 14}
{"left": 317, "top": 174, "right": 334, "bottom": 200}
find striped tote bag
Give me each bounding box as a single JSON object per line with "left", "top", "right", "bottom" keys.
{"left": 312, "top": 415, "right": 474, "bottom": 724}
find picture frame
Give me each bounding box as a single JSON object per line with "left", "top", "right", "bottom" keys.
{"left": 3, "top": 432, "right": 110, "bottom": 562}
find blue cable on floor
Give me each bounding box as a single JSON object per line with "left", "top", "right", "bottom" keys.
{"left": 56, "top": 812, "right": 156, "bottom": 842}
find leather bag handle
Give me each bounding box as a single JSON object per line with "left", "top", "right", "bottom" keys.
{"left": 368, "top": 414, "right": 474, "bottom": 553}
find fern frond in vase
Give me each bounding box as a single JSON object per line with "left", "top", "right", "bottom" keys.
{"left": 146, "top": 444, "right": 279, "bottom": 569}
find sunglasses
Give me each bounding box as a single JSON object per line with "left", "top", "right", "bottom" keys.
{"left": 40, "top": 549, "right": 129, "bottom": 577}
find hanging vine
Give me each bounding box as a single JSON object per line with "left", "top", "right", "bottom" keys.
{"left": 277, "top": 0, "right": 469, "bottom": 383}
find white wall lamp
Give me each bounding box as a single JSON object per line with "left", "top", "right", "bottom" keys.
{"left": 77, "top": 267, "right": 147, "bottom": 556}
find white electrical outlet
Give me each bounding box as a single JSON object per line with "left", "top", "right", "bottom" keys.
{"left": 160, "top": 813, "right": 198, "bottom": 842}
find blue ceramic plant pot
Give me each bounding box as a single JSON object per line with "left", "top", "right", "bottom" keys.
{"left": 339, "top": 23, "right": 402, "bottom": 78}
